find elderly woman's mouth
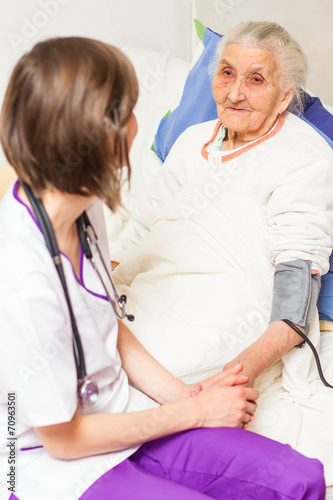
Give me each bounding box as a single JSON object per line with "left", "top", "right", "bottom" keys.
{"left": 227, "top": 107, "right": 250, "bottom": 113}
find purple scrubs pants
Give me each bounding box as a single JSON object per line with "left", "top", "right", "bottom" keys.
{"left": 78, "top": 428, "right": 326, "bottom": 499}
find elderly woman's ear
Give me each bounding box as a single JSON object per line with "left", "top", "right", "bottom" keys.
{"left": 277, "top": 87, "right": 295, "bottom": 114}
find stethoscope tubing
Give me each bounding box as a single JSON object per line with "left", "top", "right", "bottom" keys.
{"left": 22, "top": 183, "right": 87, "bottom": 381}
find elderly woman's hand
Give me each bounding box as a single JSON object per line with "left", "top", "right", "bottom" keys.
{"left": 222, "top": 358, "right": 257, "bottom": 388}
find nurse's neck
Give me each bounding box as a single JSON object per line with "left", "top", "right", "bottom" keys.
{"left": 44, "top": 190, "right": 92, "bottom": 236}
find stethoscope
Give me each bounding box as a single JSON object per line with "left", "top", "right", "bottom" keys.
{"left": 22, "top": 182, "right": 135, "bottom": 408}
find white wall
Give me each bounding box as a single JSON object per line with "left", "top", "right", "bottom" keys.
{"left": 195, "top": 0, "right": 333, "bottom": 106}
{"left": 0, "top": 0, "right": 194, "bottom": 166}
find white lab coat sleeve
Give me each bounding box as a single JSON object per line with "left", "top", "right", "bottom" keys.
{"left": 0, "top": 237, "right": 78, "bottom": 428}
{"left": 120, "top": 129, "right": 192, "bottom": 250}
{"left": 266, "top": 149, "right": 333, "bottom": 275}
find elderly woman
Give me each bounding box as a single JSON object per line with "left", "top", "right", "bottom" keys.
{"left": 113, "top": 21, "right": 333, "bottom": 488}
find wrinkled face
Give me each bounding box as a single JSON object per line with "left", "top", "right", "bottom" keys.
{"left": 212, "top": 44, "right": 293, "bottom": 139}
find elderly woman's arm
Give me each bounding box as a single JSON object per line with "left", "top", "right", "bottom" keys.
{"left": 223, "top": 321, "right": 302, "bottom": 387}
{"left": 224, "top": 141, "right": 333, "bottom": 387}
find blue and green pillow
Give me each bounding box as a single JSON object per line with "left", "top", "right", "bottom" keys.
{"left": 153, "top": 19, "right": 221, "bottom": 162}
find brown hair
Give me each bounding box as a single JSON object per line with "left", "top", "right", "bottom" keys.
{"left": 0, "top": 37, "right": 139, "bottom": 211}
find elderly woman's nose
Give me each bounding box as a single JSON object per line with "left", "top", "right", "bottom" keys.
{"left": 228, "top": 78, "right": 246, "bottom": 102}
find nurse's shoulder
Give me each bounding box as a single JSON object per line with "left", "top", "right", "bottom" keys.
{"left": 0, "top": 184, "right": 57, "bottom": 295}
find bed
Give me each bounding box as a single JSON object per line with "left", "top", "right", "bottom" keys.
{"left": 110, "top": 36, "right": 333, "bottom": 492}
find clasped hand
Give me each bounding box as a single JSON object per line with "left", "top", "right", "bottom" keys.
{"left": 180, "top": 364, "right": 259, "bottom": 429}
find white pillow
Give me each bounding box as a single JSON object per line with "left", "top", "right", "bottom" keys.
{"left": 104, "top": 47, "right": 191, "bottom": 258}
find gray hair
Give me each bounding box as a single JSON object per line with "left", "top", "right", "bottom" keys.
{"left": 214, "top": 21, "right": 308, "bottom": 115}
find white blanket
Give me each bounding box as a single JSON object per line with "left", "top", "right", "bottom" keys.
{"left": 114, "top": 214, "right": 333, "bottom": 486}
{"left": 113, "top": 114, "right": 333, "bottom": 485}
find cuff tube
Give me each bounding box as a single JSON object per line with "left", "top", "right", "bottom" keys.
{"left": 270, "top": 259, "right": 321, "bottom": 335}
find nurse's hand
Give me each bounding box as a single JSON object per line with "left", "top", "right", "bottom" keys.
{"left": 191, "top": 379, "right": 259, "bottom": 430}
{"left": 179, "top": 363, "right": 250, "bottom": 398}
{"left": 162, "top": 364, "right": 249, "bottom": 404}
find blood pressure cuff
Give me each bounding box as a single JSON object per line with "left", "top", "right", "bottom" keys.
{"left": 270, "top": 259, "right": 321, "bottom": 336}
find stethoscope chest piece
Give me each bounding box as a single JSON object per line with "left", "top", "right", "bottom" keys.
{"left": 78, "top": 378, "right": 99, "bottom": 408}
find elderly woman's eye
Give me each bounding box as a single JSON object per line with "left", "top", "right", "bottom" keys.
{"left": 252, "top": 76, "right": 263, "bottom": 83}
